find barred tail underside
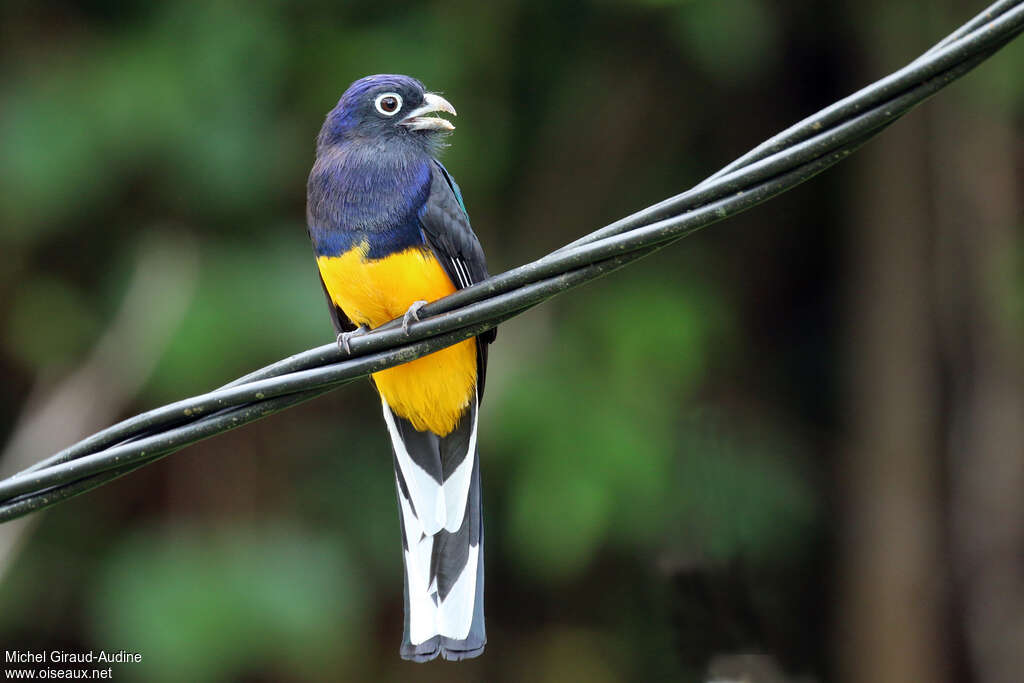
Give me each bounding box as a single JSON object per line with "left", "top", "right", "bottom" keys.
{"left": 384, "top": 395, "right": 485, "bottom": 662}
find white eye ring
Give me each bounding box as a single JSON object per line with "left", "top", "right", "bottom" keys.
{"left": 374, "top": 92, "right": 403, "bottom": 116}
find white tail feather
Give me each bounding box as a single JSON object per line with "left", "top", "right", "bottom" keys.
{"left": 437, "top": 543, "right": 479, "bottom": 639}
{"left": 396, "top": 484, "right": 437, "bottom": 645}
{"left": 383, "top": 399, "right": 445, "bottom": 535}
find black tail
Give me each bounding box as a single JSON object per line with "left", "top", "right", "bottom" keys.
{"left": 384, "top": 396, "right": 485, "bottom": 662}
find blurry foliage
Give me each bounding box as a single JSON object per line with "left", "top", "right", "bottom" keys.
{"left": 145, "top": 233, "right": 327, "bottom": 400}
{"left": 671, "top": 413, "right": 816, "bottom": 565}
{"left": 0, "top": 2, "right": 293, "bottom": 239}
{"left": 495, "top": 274, "right": 733, "bottom": 579}
{"left": 88, "top": 527, "right": 365, "bottom": 682}
{"left": 511, "top": 627, "right": 622, "bottom": 683}
{"left": 671, "top": 0, "right": 781, "bottom": 81}
{"left": 5, "top": 274, "right": 101, "bottom": 371}
{"left": 1012, "top": 242, "right": 1024, "bottom": 335}
{"left": 296, "top": 420, "right": 405, "bottom": 583}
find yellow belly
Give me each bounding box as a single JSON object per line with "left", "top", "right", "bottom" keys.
{"left": 317, "top": 242, "right": 477, "bottom": 436}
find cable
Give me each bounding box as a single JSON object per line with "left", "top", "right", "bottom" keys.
{"left": 2, "top": 0, "right": 1022, "bottom": 523}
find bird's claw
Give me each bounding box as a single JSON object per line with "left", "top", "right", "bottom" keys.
{"left": 337, "top": 325, "right": 370, "bottom": 354}
{"left": 402, "top": 300, "right": 428, "bottom": 336}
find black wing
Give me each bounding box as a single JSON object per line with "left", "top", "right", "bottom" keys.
{"left": 317, "top": 271, "right": 356, "bottom": 334}
{"left": 420, "top": 160, "right": 497, "bottom": 400}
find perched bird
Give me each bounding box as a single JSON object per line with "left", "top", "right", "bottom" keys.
{"left": 306, "top": 74, "right": 495, "bottom": 662}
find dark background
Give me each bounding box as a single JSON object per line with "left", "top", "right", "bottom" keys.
{"left": 1, "top": 1, "right": 1022, "bottom": 681}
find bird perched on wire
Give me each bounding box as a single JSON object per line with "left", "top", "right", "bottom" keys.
{"left": 306, "top": 74, "right": 495, "bottom": 662}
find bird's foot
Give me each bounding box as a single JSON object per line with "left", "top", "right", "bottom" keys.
{"left": 402, "top": 300, "right": 428, "bottom": 335}
{"left": 337, "top": 325, "right": 370, "bottom": 354}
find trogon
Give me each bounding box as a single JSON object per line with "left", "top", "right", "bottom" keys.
{"left": 305, "top": 74, "right": 495, "bottom": 662}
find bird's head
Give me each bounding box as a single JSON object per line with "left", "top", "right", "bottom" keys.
{"left": 318, "top": 74, "right": 457, "bottom": 153}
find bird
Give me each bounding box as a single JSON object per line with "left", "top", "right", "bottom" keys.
{"left": 305, "top": 74, "right": 495, "bottom": 662}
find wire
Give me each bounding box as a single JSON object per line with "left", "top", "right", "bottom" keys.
{"left": 2, "top": 0, "right": 1022, "bottom": 522}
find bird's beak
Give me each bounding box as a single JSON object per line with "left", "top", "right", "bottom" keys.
{"left": 400, "top": 93, "right": 457, "bottom": 131}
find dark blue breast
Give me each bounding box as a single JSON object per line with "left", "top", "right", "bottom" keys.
{"left": 307, "top": 150, "right": 432, "bottom": 259}
{"left": 310, "top": 214, "right": 427, "bottom": 258}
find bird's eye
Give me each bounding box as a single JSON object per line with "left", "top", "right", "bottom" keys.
{"left": 374, "top": 92, "right": 403, "bottom": 116}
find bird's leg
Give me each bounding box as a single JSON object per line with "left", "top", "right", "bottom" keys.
{"left": 337, "top": 324, "right": 370, "bottom": 354}
{"left": 402, "top": 300, "right": 428, "bottom": 335}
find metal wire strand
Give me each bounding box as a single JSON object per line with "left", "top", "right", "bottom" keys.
{"left": 2, "top": 0, "right": 1022, "bottom": 523}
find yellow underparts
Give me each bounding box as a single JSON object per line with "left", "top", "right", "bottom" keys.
{"left": 317, "top": 242, "right": 477, "bottom": 436}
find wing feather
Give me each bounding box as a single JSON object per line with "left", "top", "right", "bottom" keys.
{"left": 419, "top": 161, "right": 497, "bottom": 398}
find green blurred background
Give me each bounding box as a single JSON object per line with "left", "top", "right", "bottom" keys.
{"left": 1, "top": 1, "right": 1022, "bottom": 681}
